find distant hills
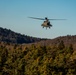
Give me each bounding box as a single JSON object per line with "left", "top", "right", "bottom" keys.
{"left": 38, "top": 35, "right": 76, "bottom": 45}
{"left": 0, "top": 27, "right": 45, "bottom": 44}
{"left": 0, "top": 27, "right": 76, "bottom": 49}
{"left": 36, "top": 35, "right": 76, "bottom": 50}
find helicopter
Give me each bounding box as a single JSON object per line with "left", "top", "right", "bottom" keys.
{"left": 28, "top": 17, "right": 66, "bottom": 29}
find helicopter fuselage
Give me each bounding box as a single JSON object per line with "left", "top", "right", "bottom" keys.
{"left": 41, "top": 20, "right": 52, "bottom": 29}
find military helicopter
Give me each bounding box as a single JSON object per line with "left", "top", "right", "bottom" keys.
{"left": 29, "top": 17, "right": 66, "bottom": 29}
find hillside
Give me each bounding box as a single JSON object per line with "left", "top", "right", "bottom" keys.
{"left": 0, "top": 27, "right": 45, "bottom": 44}
{"left": 1, "top": 27, "right": 76, "bottom": 74}
{"left": 34, "top": 35, "right": 76, "bottom": 50}
{"left": 0, "top": 27, "right": 76, "bottom": 49}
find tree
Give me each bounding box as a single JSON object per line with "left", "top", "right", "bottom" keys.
{"left": 57, "top": 40, "right": 65, "bottom": 50}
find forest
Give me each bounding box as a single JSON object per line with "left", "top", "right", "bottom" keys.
{"left": 0, "top": 41, "right": 76, "bottom": 75}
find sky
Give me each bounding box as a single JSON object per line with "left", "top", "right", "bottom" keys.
{"left": 0, "top": 0, "right": 76, "bottom": 39}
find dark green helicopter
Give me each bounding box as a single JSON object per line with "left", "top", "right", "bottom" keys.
{"left": 29, "top": 17, "right": 66, "bottom": 29}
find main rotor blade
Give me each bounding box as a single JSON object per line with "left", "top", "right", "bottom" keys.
{"left": 48, "top": 19, "right": 66, "bottom": 20}
{"left": 28, "top": 17, "right": 45, "bottom": 20}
